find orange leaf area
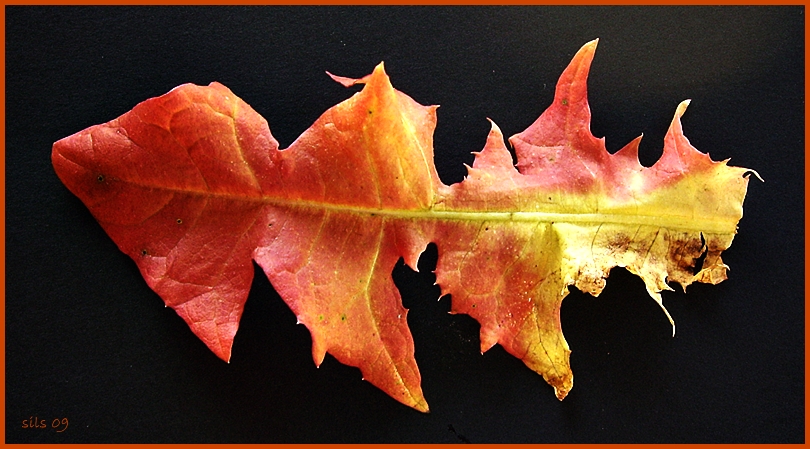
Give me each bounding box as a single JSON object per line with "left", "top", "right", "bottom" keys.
{"left": 52, "top": 40, "right": 755, "bottom": 412}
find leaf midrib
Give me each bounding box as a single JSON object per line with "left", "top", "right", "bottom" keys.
{"left": 117, "top": 179, "right": 737, "bottom": 234}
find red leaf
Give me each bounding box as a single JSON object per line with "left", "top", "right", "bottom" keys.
{"left": 52, "top": 41, "right": 755, "bottom": 411}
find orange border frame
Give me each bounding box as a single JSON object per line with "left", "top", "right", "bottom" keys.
{"left": 0, "top": 2, "right": 806, "bottom": 447}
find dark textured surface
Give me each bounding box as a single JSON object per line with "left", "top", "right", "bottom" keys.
{"left": 6, "top": 6, "right": 804, "bottom": 443}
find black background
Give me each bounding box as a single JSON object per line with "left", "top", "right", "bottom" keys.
{"left": 6, "top": 6, "right": 804, "bottom": 443}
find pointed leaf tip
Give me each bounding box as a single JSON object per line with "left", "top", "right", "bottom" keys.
{"left": 326, "top": 63, "right": 385, "bottom": 87}
{"left": 674, "top": 99, "right": 691, "bottom": 120}
{"left": 573, "top": 38, "right": 598, "bottom": 64}
{"left": 327, "top": 71, "right": 373, "bottom": 87}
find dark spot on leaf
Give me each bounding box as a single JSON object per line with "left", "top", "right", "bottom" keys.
{"left": 664, "top": 233, "right": 706, "bottom": 284}
{"left": 692, "top": 233, "right": 708, "bottom": 275}
{"left": 341, "top": 314, "right": 347, "bottom": 321}
{"left": 607, "top": 233, "right": 630, "bottom": 254}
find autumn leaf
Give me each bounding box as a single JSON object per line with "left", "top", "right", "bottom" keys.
{"left": 51, "top": 40, "right": 755, "bottom": 412}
